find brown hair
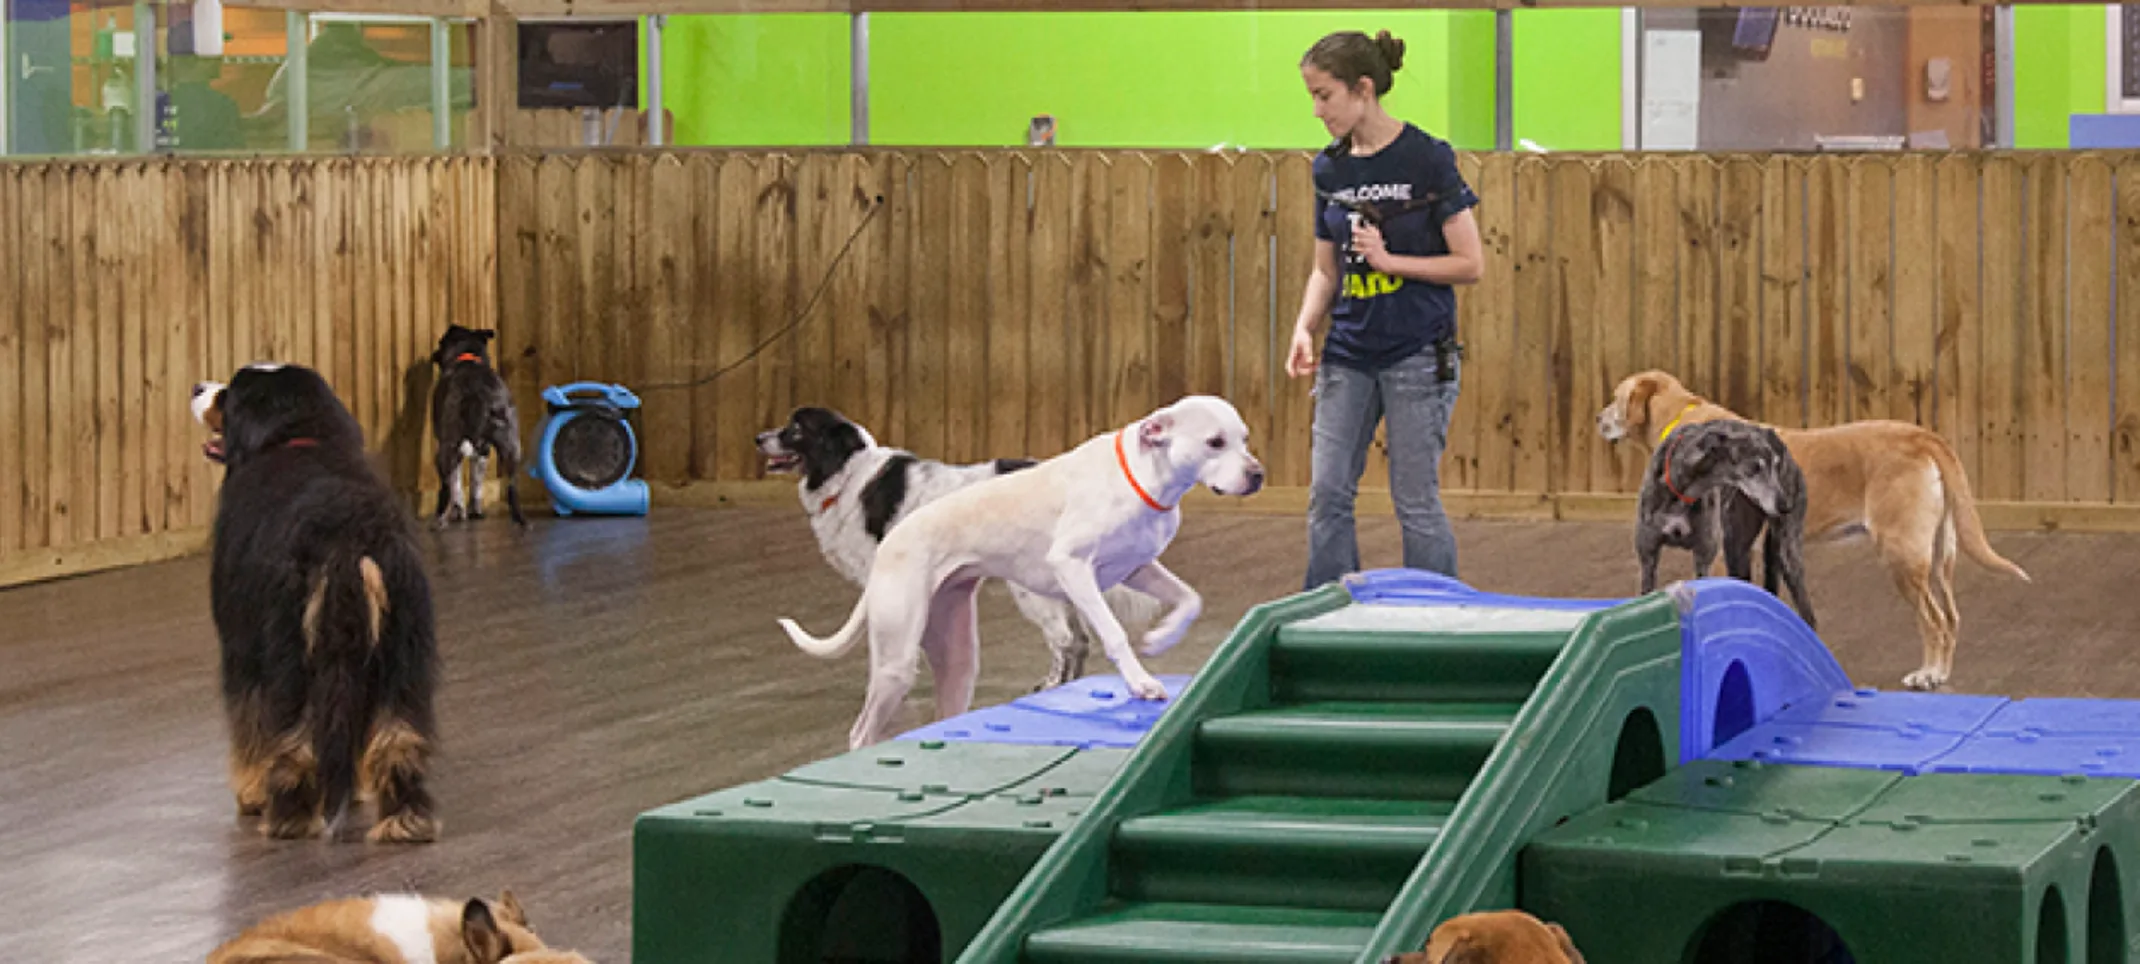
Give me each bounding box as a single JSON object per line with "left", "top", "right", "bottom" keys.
{"left": 1301, "top": 29, "right": 1407, "bottom": 97}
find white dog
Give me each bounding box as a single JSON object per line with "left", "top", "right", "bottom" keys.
{"left": 778, "top": 395, "right": 1266, "bottom": 749}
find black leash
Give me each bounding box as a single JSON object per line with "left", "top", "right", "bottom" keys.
{"left": 634, "top": 194, "right": 886, "bottom": 393}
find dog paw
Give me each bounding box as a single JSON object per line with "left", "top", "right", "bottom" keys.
{"left": 262, "top": 814, "right": 324, "bottom": 840}
{"left": 1902, "top": 668, "right": 1947, "bottom": 691}
{"left": 1139, "top": 631, "right": 1183, "bottom": 657}
{"left": 1123, "top": 673, "right": 1169, "bottom": 701}
{"left": 368, "top": 812, "right": 440, "bottom": 844}
{"left": 468, "top": 508, "right": 486, "bottom": 520}
{"left": 431, "top": 514, "right": 452, "bottom": 531}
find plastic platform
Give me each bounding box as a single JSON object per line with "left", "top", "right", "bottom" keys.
{"left": 952, "top": 569, "right": 1692, "bottom": 964}
{"left": 1712, "top": 689, "right": 2140, "bottom": 779}
{"left": 631, "top": 740, "right": 1128, "bottom": 964}
{"left": 899, "top": 674, "right": 1194, "bottom": 749}
{"left": 1523, "top": 757, "right": 2140, "bottom": 964}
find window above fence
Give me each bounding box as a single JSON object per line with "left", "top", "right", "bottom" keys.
{"left": 3, "top": 0, "right": 475, "bottom": 156}
{"left": 2, "top": 1, "right": 2134, "bottom": 156}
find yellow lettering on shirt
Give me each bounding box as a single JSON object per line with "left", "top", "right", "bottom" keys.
{"left": 1342, "top": 271, "right": 1404, "bottom": 299}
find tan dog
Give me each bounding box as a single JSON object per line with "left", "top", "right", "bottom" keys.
{"left": 208, "top": 890, "right": 594, "bottom": 964}
{"left": 1597, "top": 370, "right": 2030, "bottom": 690}
{"left": 1383, "top": 910, "right": 1585, "bottom": 964}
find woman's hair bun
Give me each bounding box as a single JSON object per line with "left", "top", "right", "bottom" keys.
{"left": 1373, "top": 30, "right": 1406, "bottom": 73}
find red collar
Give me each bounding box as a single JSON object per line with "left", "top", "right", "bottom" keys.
{"left": 453, "top": 352, "right": 483, "bottom": 364}
{"left": 818, "top": 493, "right": 838, "bottom": 513}
{"left": 1661, "top": 435, "right": 1698, "bottom": 505}
{"left": 284, "top": 438, "right": 319, "bottom": 450}
{"left": 1115, "top": 430, "right": 1172, "bottom": 512}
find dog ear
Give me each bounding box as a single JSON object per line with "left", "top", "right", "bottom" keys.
{"left": 496, "top": 890, "right": 529, "bottom": 927}
{"left": 1547, "top": 923, "right": 1586, "bottom": 964}
{"left": 1139, "top": 414, "right": 1174, "bottom": 449}
{"left": 461, "top": 898, "right": 512, "bottom": 964}
{"left": 476, "top": 328, "right": 497, "bottom": 342}
{"left": 1626, "top": 376, "right": 1658, "bottom": 430}
{"left": 1434, "top": 936, "right": 1490, "bottom": 964}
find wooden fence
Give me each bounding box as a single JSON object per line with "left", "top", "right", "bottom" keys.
{"left": 493, "top": 149, "right": 2140, "bottom": 513}
{"left": 8, "top": 146, "right": 2140, "bottom": 586}
{"left": 0, "top": 156, "right": 497, "bottom": 586}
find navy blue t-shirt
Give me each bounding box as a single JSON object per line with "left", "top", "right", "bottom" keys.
{"left": 1312, "top": 123, "right": 1480, "bottom": 373}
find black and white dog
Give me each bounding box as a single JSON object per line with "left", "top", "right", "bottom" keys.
{"left": 758, "top": 407, "right": 1161, "bottom": 692}
{"left": 191, "top": 363, "right": 441, "bottom": 843}
{"left": 429, "top": 324, "right": 527, "bottom": 530}
{"left": 1635, "top": 419, "right": 1816, "bottom": 629}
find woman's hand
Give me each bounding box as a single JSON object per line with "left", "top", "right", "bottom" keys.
{"left": 1351, "top": 221, "right": 1394, "bottom": 274}
{"left": 1286, "top": 324, "right": 1318, "bottom": 379}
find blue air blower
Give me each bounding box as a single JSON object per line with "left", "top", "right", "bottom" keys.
{"left": 530, "top": 382, "right": 650, "bottom": 517}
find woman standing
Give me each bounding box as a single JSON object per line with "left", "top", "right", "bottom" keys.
{"left": 1288, "top": 29, "right": 1485, "bottom": 588}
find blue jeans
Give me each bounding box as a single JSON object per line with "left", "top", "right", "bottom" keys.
{"left": 1304, "top": 349, "right": 1461, "bottom": 589}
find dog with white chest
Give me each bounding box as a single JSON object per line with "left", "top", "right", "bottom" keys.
{"left": 756, "top": 406, "right": 1162, "bottom": 693}
{"left": 776, "top": 395, "right": 1265, "bottom": 750}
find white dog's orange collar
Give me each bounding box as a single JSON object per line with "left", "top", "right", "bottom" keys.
{"left": 1115, "top": 430, "right": 1173, "bottom": 512}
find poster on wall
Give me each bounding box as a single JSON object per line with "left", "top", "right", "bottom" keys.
{"left": 1642, "top": 29, "right": 1702, "bottom": 150}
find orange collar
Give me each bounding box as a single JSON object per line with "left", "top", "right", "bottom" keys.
{"left": 453, "top": 352, "right": 483, "bottom": 364}
{"left": 1661, "top": 435, "right": 1698, "bottom": 505}
{"left": 1115, "top": 430, "right": 1172, "bottom": 512}
{"left": 818, "top": 493, "right": 838, "bottom": 513}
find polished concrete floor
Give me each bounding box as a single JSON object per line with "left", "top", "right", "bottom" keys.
{"left": 0, "top": 503, "right": 2124, "bottom": 962}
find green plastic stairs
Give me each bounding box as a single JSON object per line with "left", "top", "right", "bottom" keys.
{"left": 952, "top": 582, "right": 1688, "bottom": 964}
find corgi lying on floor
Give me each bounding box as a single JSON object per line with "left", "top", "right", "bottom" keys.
{"left": 208, "top": 890, "right": 594, "bottom": 964}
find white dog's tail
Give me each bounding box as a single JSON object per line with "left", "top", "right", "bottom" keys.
{"left": 779, "top": 589, "right": 870, "bottom": 658}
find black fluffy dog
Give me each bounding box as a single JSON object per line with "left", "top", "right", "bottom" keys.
{"left": 1635, "top": 419, "right": 1816, "bottom": 629}
{"left": 429, "top": 324, "right": 527, "bottom": 530}
{"left": 191, "top": 363, "right": 442, "bottom": 843}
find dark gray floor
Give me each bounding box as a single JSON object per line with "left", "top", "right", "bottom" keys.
{"left": 0, "top": 504, "right": 2112, "bottom": 962}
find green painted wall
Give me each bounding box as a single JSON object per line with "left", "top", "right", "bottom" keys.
{"left": 639, "top": 8, "right": 2123, "bottom": 154}
{"left": 1444, "top": 11, "right": 1499, "bottom": 150}
{"left": 648, "top": 11, "right": 1506, "bottom": 149}
{"left": 865, "top": 11, "right": 1495, "bottom": 149}
{"left": 2012, "top": 5, "right": 2106, "bottom": 149}
{"left": 642, "top": 13, "right": 850, "bottom": 147}
{"left": 1511, "top": 9, "right": 1622, "bottom": 151}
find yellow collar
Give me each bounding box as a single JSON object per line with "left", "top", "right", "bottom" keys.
{"left": 1656, "top": 403, "right": 1700, "bottom": 443}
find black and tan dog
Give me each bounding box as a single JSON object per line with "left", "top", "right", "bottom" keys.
{"left": 1599, "top": 369, "right": 2025, "bottom": 689}
{"left": 430, "top": 324, "right": 528, "bottom": 530}
{"left": 192, "top": 363, "right": 442, "bottom": 843}
{"left": 209, "top": 890, "right": 595, "bottom": 963}
{"left": 1635, "top": 418, "right": 1816, "bottom": 628}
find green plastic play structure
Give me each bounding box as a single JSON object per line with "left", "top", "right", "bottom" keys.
{"left": 950, "top": 580, "right": 1682, "bottom": 963}
{"left": 634, "top": 570, "right": 2140, "bottom": 963}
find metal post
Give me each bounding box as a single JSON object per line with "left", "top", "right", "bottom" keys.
{"left": 850, "top": 11, "right": 868, "bottom": 146}
{"left": 1994, "top": 5, "right": 2016, "bottom": 149}
{"left": 1493, "top": 9, "right": 1512, "bottom": 152}
{"left": 1622, "top": 8, "right": 1641, "bottom": 150}
{"left": 645, "top": 14, "right": 664, "bottom": 146}
{"left": 1, "top": 1, "right": 11, "bottom": 155}
{"left": 286, "top": 10, "right": 308, "bottom": 151}
{"left": 430, "top": 17, "right": 450, "bottom": 149}
{"left": 134, "top": 0, "right": 155, "bottom": 153}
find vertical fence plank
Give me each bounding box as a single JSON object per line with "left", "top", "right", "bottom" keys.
{"left": 1717, "top": 157, "right": 1763, "bottom": 420}
{"left": 2023, "top": 154, "right": 2068, "bottom": 502}
{"left": 1511, "top": 155, "right": 1554, "bottom": 495}
{"left": 1936, "top": 154, "right": 1982, "bottom": 486}
{"left": 2068, "top": 155, "right": 2113, "bottom": 504}
{"left": 1461, "top": 152, "right": 1516, "bottom": 494}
